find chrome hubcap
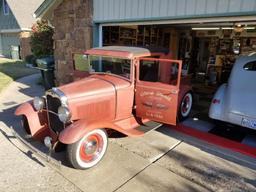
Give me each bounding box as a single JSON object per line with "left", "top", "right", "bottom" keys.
{"left": 79, "top": 132, "right": 104, "bottom": 163}
{"left": 181, "top": 93, "right": 192, "bottom": 117}
{"left": 84, "top": 140, "right": 97, "bottom": 155}
{"left": 182, "top": 96, "right": 190, "bottom": 112}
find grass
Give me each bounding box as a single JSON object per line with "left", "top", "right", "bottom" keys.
{"left": 0, "top": 58, "right": 38, "bottom": 93}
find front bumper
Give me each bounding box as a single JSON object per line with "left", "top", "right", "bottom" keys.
{"left": 10, "top": 125, "right": 62, "bottom": 168}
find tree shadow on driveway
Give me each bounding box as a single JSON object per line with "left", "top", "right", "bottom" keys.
{"left": 1, "top": 74, "right": 256, "bottom": 192}
{"left": 0, "top": 104, "right": 73, "bottom": 169}
{"left": 0, "top": 127, "right": 45, "bottom": 167}
{"left": 152, "top": 125, "right": 256, "bottom": 191}
{"left": 111, "top": 124, "right": 256, "bottom": 191}
{"left": 0, "top": 74, "right": 66, "bottom": 168}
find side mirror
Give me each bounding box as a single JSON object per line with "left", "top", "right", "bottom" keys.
{"left": 82, "top": 54, "right": 88, "bottom": 60}
{"left": 73, "top": 54, "right": 89, "bottom": 71}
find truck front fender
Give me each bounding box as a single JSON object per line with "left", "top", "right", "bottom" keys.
{"left": 15, "top": 102, "right": 49, "bottom": 140}
{"left": 59, "top": 119, "right": 144, "bottom": 144}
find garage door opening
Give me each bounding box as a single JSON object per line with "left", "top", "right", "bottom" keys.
{"left": 101, "top": 22, "right": 256, "bottom": 149}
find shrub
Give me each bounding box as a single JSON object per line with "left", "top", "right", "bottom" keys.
{"left": 30, "top": 20, "right": 54, "bottom": 58}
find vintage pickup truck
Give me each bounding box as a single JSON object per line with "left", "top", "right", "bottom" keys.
{"left": 15, "top": 46, "right": 192, "bottom": 169}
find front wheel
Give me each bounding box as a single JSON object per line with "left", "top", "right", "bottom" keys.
{"left": 67, "top": 129, "right": 108, "bottom": 169}
{"left": 178, "top": 92, "right": 193, "bottom": 121}
{"left": 22, "top": 115, "right": 31, "bottom": 134}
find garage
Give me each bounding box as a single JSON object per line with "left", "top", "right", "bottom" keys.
{"left": 93, "top": 0, "right": 256, "bottom": 154}
{"left": 101, "top": 23, "right": 256, "bottom": 83}
{"left": 0, "top": 33, "right": 20, "bottom": 58}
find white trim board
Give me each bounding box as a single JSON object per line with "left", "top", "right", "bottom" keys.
{"left": 99, "top": 15, "right": 256, "bottom": 27}
{"left": 0, "top": 28, "right": 32, "bottom": 33}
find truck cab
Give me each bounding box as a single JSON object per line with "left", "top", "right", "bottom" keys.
{"left": 15, "top": 46, "right": 192, "bottom": 169}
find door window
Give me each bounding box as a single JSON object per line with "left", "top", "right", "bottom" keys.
{"left": 139, "top": 59, "right": 180, "bottom": 86}
{"left": 139, "top": 60, "right": 159, "bottom": 82}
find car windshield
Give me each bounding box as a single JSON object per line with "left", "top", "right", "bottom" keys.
{"left": 89, "top": 56, "right": 131, "bottom": 79}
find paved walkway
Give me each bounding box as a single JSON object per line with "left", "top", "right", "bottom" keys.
{"left": 0, "top": 74, "right": 256, "bottom": 192}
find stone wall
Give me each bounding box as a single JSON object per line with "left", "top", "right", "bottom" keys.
{"left": 52, "top": 0, "right": 93, "bottom": 85}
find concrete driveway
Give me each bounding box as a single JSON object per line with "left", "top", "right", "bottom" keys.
{"left": 0, "top": 74, "right": 256, "bottom": 192}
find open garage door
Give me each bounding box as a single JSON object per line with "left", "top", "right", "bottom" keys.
{"left": 99, "top": 18, "right": 256, "bottom": 158}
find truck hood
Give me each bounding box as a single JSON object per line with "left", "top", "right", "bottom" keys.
{"left": 57, "top": 74, "right": 131, "bottom": 121}
{"left": 58, "top": 74, "right": 131, "bottom": 101}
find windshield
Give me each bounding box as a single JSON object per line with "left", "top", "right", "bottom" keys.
{"left": 89, "top": 56, "right": 131, "bottom": 79}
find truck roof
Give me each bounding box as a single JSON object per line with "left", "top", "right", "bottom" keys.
{"left": 85, "top": 46, "right": 170, "bottom": 59}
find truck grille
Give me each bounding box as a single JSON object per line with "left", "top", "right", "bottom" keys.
{"left": 46, "top": 95, "right": 64, "bottom": 133}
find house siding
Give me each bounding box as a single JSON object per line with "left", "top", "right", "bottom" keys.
{"left": 0, "top": 0, "right": 20, "bottom": 30}
{"left": 0, "top": 0, "right": 20, "bottom": 57}
{"left": 93, "top": 0, "right": 256, "bottom": 23}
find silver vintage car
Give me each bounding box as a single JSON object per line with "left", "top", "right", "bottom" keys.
{"left": 209, "top": 53, "right": 256, "bottom": 130}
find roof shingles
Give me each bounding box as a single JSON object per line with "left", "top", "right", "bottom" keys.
{"left": 6, "top": 0, "right": 44, "bottom": 29}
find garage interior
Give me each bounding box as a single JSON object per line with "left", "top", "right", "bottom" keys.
{"left": 102, "top": 22, "right": 256, "bottom": 146}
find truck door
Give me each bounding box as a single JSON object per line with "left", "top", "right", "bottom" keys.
{"left": 135, "top": 58, "right": 182, "bottom": 125}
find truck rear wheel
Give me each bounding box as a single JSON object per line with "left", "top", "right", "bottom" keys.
{"left": 67, "top": 129, "right": 108, "bottom": 169}
{"left": 179, "top": 92, "right": 193, "bottom": 120}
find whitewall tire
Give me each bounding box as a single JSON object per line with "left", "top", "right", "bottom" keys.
{"left": 67, "top": 129, "right": 108, "bottom": 169}
{"left": 179, "top": 92, "right": 193, "bottom": 120}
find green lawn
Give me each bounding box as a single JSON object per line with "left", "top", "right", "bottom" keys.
{"left": 0, "top": 58, "right": 38, "bottom": 93}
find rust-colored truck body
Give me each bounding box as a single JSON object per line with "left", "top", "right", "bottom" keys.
{"left": 15, "top": 46, "right": 192, "bottom": 169}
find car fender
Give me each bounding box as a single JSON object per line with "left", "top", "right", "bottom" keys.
{"left": 59, "top": 119, "right": 144, "bottom": 144}
{"left": 209, "top": 83, "right": 227, "bottom": 121}
{"left": 15, "top": 102, "right": 49, "bottom": 140}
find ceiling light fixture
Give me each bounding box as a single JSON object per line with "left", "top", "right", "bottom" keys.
{"left": 222, "top": 27, "right": 234, "bottom": 30}
{"left": 191, "top": 27, "right": 220, "bottom": 30}
{"left": 244, "top": 27, "right": 255, "bottom": 30}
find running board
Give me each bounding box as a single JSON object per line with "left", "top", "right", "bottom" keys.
{"left": 136, "top": 121, "right": 163, "bottom": 133}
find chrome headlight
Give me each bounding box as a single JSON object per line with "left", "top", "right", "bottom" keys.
{"left": 33, "top": 97, "right": 45, "bottom": 111}
{"left": 44, "top": 136, "right": 52, "bottom": 148}
{"left": 58, "top": 106, "right": 71, "bottom": 123}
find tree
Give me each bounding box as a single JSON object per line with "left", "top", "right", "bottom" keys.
{"left": 30, "top": 20, "right": 54, "bottom": 57}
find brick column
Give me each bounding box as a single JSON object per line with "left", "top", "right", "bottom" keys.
{"left": 19, "top": 31, "right": 32, "bottom": 60}
{"left": 53, "top": 0, "right": 93, "bottom": 85}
